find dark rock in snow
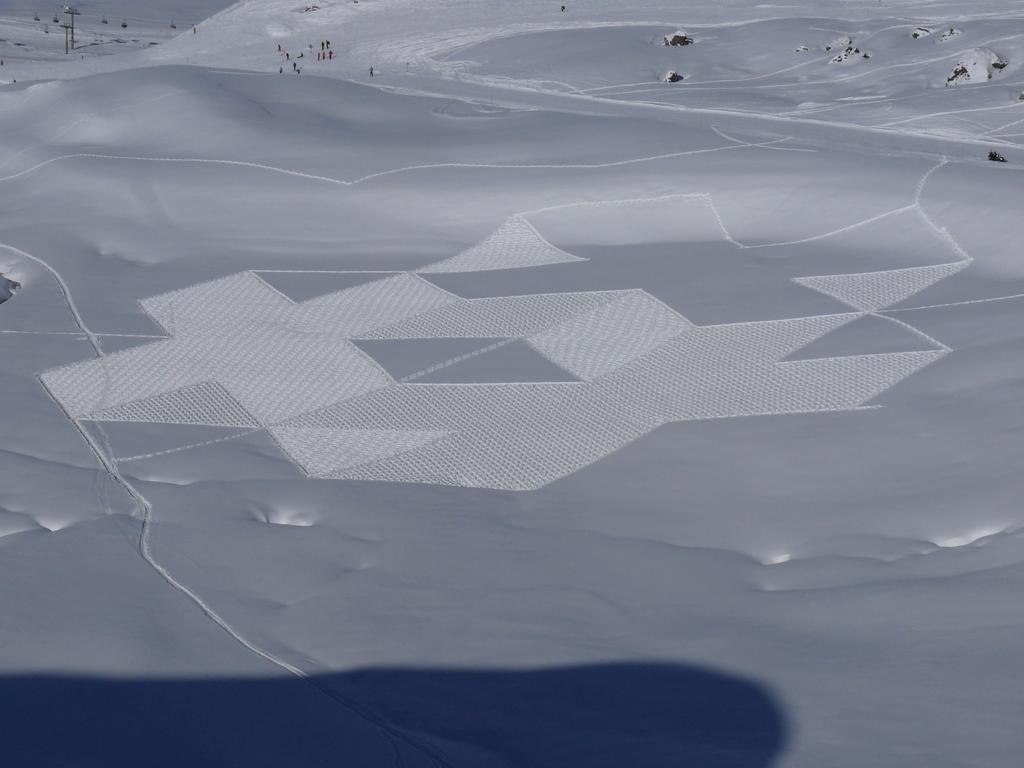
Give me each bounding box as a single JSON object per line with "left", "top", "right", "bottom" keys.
{"left": 988, "top": 151, "right": 1007, "bottom": 162}
{"left": 0, "top": 274, "right": 19, "bottom": 305}
{"left": 664, "top": 33, "right": 694, "bottom": 47}
{"left": 946, "top": 64, "right": 969, "bottom": 85}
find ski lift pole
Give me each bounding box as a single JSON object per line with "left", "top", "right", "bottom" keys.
{"left": 63, "top": 6, "right": 80, "bottom": 50}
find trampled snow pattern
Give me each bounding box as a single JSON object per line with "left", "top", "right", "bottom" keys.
{"left": 87, "top": 380, "right": 260, "bottom": 428}
{"left": 5, "top": 2, "right": 1024, "bottom": 764}
{"left": 41, "top": 199, "right": 961, "bottom": 490}
{"left": 527, "top": 291, "right": 694, "bottom": 381}
{"left": 792, "top": 262, "right": 970, "bottom": 312}
{"left": 417, "top": 215, "right": 586, "bottom": 273}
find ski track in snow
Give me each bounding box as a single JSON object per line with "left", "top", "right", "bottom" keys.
{"left": 0, "top": 113, "right": 832, "bottom": 766}
{"left": 0, "top": 33, "right": 1005, "bottom": 757}
{"left": 113, "top": 428, "right": 261, "bottom": 463}
{"left": 2, "top": 155, "right": 974, "bottom": 548}
{"left": 0, "top": 242, "right": 454, "bottom": 768}
{"left": 0, "top": 132, "right": 800, "bottom": 189}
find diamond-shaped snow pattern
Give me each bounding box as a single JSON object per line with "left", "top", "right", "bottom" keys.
{"left": 413, "top": 340, "right": 579, "bottom": 383}
{"left": 361, "top": 291, "right": 632, "bottom": 340}
{"left": 39, "top": 195, "right": 966, "bottom": 490}
{"left": 253, "top": 271, "right": 399, "bottom": 302}
{"left": 418, "top": 216, "right": 585, "bottom": 273}
{"left": 793, "top": 262, "right": 968, "bottom": 311}
{"left": 41, "top": 272, "right": 459, "bottom": 422}
{"left": 85, "top": 380, "right": 258, "bottom": 427}
{"left": 528, "top": 291, "right": 693, "bottom": 380}
{"left": 269, "top": 426, "right": 449, "bottom": 477}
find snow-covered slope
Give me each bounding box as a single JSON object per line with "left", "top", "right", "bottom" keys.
{"left": 2, "top": 1, "right": 1024, "bottom": 767}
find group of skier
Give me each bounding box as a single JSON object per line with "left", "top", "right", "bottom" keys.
{"left": 275, "top": 39, "right": 376, "bottom": 78}
{"left": 276, "top": 40, "right": 350, "bottom": 75}
{"left": 315, "top": 39, "right": 335, "bottom": 62}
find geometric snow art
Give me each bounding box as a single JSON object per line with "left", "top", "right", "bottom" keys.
{"left": 792, "top": 261, "right": 968, "bottom": 312}
{"left": 417, "top": 215, "right": 586, "bottom": 273}
{"left": 40, "top": 199, "right": 963, "bottom": 490}
{"left": 86, "top": 380, "right": 259, "bottom": 427}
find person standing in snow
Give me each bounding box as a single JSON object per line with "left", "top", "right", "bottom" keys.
{"left": 369, "top": 65, "right": 374, "bottom": 76}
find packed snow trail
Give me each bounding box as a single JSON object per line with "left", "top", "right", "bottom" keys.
{"left": 0, "top": 133, "right": 799, "bottom": 188}
{"left": 0, "top": 242, "right": 452, "bottom": 768}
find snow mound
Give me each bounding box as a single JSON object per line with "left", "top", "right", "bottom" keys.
{"left": 946, "top": 48, "right": 1006, "bottom": 86}
{"left": 938, "top": 27, "right": 962, "bottom": 43}
{"left": 664, "top": 70, "right": 683, "bottom": 83}
{"left": 911, "top": 27, "right": 932, "bottom": 39}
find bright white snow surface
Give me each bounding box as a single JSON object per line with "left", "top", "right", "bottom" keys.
{"left": 1, "top": 1, "right": 1023, "bottom": 766}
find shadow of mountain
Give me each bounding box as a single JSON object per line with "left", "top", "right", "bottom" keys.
{"left": 0, "top": 662, "right": 787, "bottom": 767}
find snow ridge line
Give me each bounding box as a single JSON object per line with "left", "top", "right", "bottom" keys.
{"left": 6, "top": 244, "right": 452, "bottom": 768}
{"left": 0, "top": 243, "right": 101, "bottom": 354}
{"left": 703, "top": 196, "right": 915, "bottom": 250}
{"left": 0, "top": 135, "right": 795, "bottom": 189}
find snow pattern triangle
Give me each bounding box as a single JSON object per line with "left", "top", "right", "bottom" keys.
{"left": 418, "top": 216, "right": 585, "bottom": 273}
{"left": 352, "top": 337, "right": 500, "bottom": 380}
{"left": 269, "top": 426, "right": 450, "bottom": 477}
{"left": 84, "top": 380, "right": 259, "bottom": 428}
{"left": 784, "top": 313, "right": 936, "bottom": 361}
{"left": 253, "top": 271, "right": 398, "bottom": 303}
{"left": 793, "top": 262, "right": 968, "bottom": 312}
{"left": 414, "top": 340, "right": 579, "bottom": 383}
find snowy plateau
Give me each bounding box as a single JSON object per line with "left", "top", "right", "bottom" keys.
{"left": 1, "top": 0, "right": 1023, "bottom": 766}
